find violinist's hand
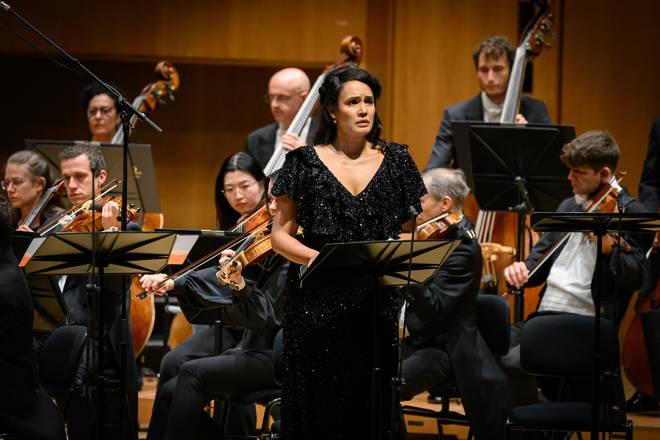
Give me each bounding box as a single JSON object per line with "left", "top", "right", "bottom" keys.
{"left": 515, "top": 114, "right": 528, "bottom": 124}
{"left": 102, "top": 200, "right": 121, "bottom": 230}
{"left": 281, "top": 133, "right": 305, "bottom": 151}
{"left": 140, "top": 273, "right": 173, "bottom": 296}
{"left": 216, "top": 249, "right": 244, "bottom": 286}
{"left": 503, "top": 261, "right": 529, "bottom": 289}
{"left": 16, "top": 224, "right": 34, "bottom": 232}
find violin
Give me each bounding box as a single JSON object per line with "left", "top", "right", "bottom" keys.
{"left": 35, "top": 179, "right": 121, "bottom": 235}
{"left": 59, "top": 195, "right": 139, "bottom": 233}
{"left": 415, "top": 212, "right": 462, "bottom": 240}
{"left": 263, "top": 35, "right": 363, "bottom": 176}
{"left": 508, "top": 172, "right": 628, "bottom": 293}
{"left": 136, "top": 202, "right": 274, "bottom": 300}
{"left": 21, "top": 178, "right": 66, "bottom": 229}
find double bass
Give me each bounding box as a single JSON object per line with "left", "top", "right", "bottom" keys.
{"left": 467, "top": 0, "right": 555, "bottom": 320}
{"left": 263, "top": 35, "right": 363, "bottom": 176}
{"left": 121, "top": 61, "right": 180, "bottom": 357}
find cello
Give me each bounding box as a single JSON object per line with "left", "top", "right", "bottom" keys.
{"left": 121, "top": 61, "right": 181, "bottom": 357}
{"left": 263, "top": 35, "right": 363, "bottom": 176}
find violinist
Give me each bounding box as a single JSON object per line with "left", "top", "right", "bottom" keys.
{"left": 501, "top": 130, "right": 652, "bottom": 405}
{"left": 82, "top": 81, "right": 122, "bottom": 143}
{"left": 43, "top": 143, "right": 139, "bottom": 440}
{"left": 244, "top": 67, "right": 318, "bottom": 170}
{"left": 400, "top": 168, "right": 511, "bottom": 440}
{"left": 424, "top": 35, "right": 550, "bottom": 170}
{"left": 2, "top": 150, "right": 63, "bottom": 230}
{"left": 142, "top": 152, "right": 286, "bottom": 440}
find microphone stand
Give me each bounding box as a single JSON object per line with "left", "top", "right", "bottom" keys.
{"left": 1, "top": 2, "right": 161, "bottom": 437}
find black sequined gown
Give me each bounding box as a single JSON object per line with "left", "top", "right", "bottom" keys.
{"left": 272, "top": 143, "right": 426, "bottom": 439}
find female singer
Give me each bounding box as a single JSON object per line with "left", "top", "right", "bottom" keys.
{"left": 271, "top": 67, "right": 426, "bottom": 439}
{"left": 3, "top": 150, "right": 62, "bottom": 230}
{"left": 142, "top": 152, "right": 285, "bottom": 440}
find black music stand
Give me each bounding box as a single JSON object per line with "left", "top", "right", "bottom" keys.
{"left": 453, "top": 122, "right": 576, "bottom": 321}
{"left": 301, "top": 238, "right": 461, "bottom": 440}
{"left": 531, "top": 211, "right": 660, "bottom": 438}
{"left": 22, "top": 231, "right": 176, "bottom": 439}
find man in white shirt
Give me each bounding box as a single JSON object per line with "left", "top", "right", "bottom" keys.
{"left": 502, "top": 130, "right": 651, "bottom": 405}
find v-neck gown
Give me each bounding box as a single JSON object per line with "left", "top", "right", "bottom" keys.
{"left": 272, "top": 143, "right": 426, "bottom": 439}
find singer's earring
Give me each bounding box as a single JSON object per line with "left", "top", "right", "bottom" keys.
{"left": 332, "top": 118, "right": 336, "bottom": 124}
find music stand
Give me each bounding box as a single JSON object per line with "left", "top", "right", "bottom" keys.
{"left": 157, "top": 228, "right": 241, "bottom": 267}
{"left": 453, "top": 122, "right": 576, "bottom": 321}
{"left": 22, "top": 231, "right": 176, "bottom": 438}
{"left": 301, "top": 238, "right": 461, "bottom": 440}
{"left": 531, "top": 211, "right": 660, "bottom": 438}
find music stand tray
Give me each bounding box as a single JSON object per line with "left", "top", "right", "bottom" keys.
{"left": 300, "top": 239, "right": 461, "bottom": 290}
{"left": 531, "top": 211, "right": 660, "bottom": 436}
{"left": 21, "top": 231, "right": 176, "bottom": 276}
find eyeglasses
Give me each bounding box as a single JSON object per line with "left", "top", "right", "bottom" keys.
{"left": 87, "top": 106, "right": 115, "bottom": 117}
{"left": 263, "top": 93, "right": 301, "bottom": 104}
{"left": 1, "top": 177, "right": 27, "bottom": 191}
{"left": 222, "top": 180, "right": 259, "bottom": 197}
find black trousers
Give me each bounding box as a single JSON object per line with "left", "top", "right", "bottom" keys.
{"left": 0, "top": 387, "right": 65, "bottom": 440}
{"left": 148, "top": 326, "right": 274, "bottom": 440}
{"left": 399, "top": 340, "right": 451, "bottom": 401}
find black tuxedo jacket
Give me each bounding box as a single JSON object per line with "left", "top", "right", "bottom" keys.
{"left": 424, "top": 94, "right": 551, "bottom": 170}
{"left": 639, "top": 117, "right": 660, "bottom": 212}
{"left": 244, "top": 118, "right": 320, "bottom": 170}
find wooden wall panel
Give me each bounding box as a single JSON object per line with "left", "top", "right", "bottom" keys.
{"left": 560, "top": 0, "right": 660, "bottom": 197}
{"left": 0, "top": 0, "right": 367, "bottom": 65}
{"left": 389, "top": 0, "right": 523, "bottom": 166}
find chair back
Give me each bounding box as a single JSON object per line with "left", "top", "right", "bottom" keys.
{"left": 520, "top": 314, "right": 618, "bottom": 377}
{"left": 39, "top": 325, "right": 87, "bottom": 389}
{"left": 476, "top": 294, "right": 511, "bottom": 356}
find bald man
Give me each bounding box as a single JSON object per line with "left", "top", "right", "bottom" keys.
{"left": 245, "top": 68, "right": 319, "bottom": 169}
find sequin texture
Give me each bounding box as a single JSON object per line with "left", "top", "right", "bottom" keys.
{"left": 272, "top": 143, "right": 426, "bottom": 439}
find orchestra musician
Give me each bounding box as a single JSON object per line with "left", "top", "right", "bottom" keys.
{"left": 0, "top": 196, "right": 66, "bottom": 440}
{"left": 82, "top": 82, "right": 122, "bottom": 143}
{"left": 424, "top": 35, "right": 551, "bottom": 170}
{"left": 142, "top": 152, "right": 286, "bottom": 440}
{"left": 271, "top": 67, "right": 426, "bottom": 439}
{"left": 501, "top": 130, "right": 652, "bottom": 405}
{"left": 625, "top": 116, "right": 660, "bottom": 412}
{"left": 43, "top": 143, "right": 139, "bottom": 440}
{"left": 399, "top": 167, "right": 511, "bottom": 439}
{"left": 2, "top": 150, "right": 63, "bottom": 230}
{"left": 244, "top": 68, "right": 318, "bottom": 170}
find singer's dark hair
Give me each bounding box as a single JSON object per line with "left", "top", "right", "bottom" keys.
{"left": 313, "top": 67, "right": 385, "bottom": 149}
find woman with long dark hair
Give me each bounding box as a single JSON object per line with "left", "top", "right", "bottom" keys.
{"left": 271, "top": 67, "right": 426, "bottom": 439}
{"left": 142, "top": 151, "right": 285, "bottom": 440}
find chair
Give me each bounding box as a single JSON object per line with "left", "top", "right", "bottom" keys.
{"left": 505, "top": 314, "right": 633, "bottom": 439}
{"left": 401, "top": 294, "right": 511, "bottom": 438}
{"left": 213, "top": 326, "right": 283, "bottom": 440}
{"left": 39, "top": 325, "right": 88, "bottom": 417}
